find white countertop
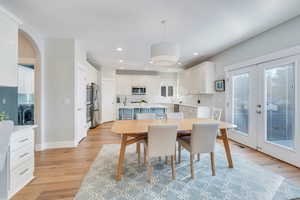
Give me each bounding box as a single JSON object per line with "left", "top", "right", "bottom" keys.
{"left": 117, "top": 103, "right": 167, "bottom": 109}
{"left": 13, "top": 125, "right": 38, "bottom": 133}
{"left": 163, "top": 103, "right": 210, "bottom": 108}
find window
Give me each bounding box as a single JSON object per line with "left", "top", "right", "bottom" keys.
{"left": 161, "top": 85, "right": 174, "bottom": 97}
{"left": 161, "top": 86, "right": 166, "bottom": 97}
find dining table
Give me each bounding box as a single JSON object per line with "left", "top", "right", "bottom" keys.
{"left": 111, "top": 118, "right": 237, "bottom": 181}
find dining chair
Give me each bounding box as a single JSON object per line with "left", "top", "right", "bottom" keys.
{"left": 144, "top": 124, "right": 177, "bottom": 183}
{"left": 178, "top": 123, "right": 219, "bottom": 179}
{"left": 166, "top": 112, "right": 184, "bottom": 119}
{"left": 211, "top": 107, "right": 222, "bottom": 121}
{"left": 166, "top": 112, "right": 184, "bottom": 163}
{"left": 136, "top": 113, "right": 156, "bottom": 164}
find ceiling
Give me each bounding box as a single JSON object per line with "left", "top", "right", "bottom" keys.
{"left": 1, "top": 0, "right": 300, "bottom": 71}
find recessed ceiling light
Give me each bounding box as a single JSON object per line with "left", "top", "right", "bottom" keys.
{"left": 116, "top": 47, "right": 123, "bottom": 51}
{"left": 149, "top": 61, "right": 153, "bottom": 64}
{"left": 177, "top": 62, "right": 182, "bottom": 65}
{"left": 193, "top": 52, "right": 199, "bottom": 56}
{"left": 119, "top": 59, "right": 124, "bottom": 63}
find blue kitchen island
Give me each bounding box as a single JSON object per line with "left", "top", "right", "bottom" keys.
{"left": 117, "top": 104, "right": 167, "bottom": 120}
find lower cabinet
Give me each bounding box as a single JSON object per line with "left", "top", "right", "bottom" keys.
{"left": 179, "top": 105, "right": 211, "bottom": 119}
{"left": 9, "top": 126, "right": 35, "bottom": 199}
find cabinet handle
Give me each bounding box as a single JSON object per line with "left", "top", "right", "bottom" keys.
{"left": 19, "top": 153, "right": 29, "bottom": 158}
{"left": 19, "top": 168, "right": 29, "bottom": 176}
{"left": 19, "top": 138, "right": 29, "bottom": 143}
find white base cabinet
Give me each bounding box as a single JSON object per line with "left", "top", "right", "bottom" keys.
{"left": 9, "top": 126, "right": 36, "bottom": 199}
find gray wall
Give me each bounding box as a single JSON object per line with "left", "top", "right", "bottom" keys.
{"left": 208, "top": 15, "right": 300, "bottom": 118}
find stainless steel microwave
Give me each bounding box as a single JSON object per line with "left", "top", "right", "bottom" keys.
{"left": 132, "top": 87, "right": 146, "bottom": 95}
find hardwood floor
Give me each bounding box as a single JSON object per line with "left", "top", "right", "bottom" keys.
{"left": 12, "top": 122, "right": 300, "bottom": 200}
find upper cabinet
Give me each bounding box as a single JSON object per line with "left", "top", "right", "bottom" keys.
{"left": 178, "top": 61, "right": 215, "bottom": 96}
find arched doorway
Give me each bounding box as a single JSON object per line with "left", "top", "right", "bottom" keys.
{"left": 18, "top": 30, "right": 42, "bottom": 148}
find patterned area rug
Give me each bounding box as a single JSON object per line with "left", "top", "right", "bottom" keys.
{"left": 75, "top": 144, "right": 300, "bottom": 200}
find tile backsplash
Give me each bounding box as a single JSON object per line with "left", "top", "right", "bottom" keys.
{"left": 0, "top": 86, "right": 18, "bottom": 123}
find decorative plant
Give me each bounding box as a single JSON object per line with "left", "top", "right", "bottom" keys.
{"left": 0, "top": 112, "right": 8, "bottom": 121}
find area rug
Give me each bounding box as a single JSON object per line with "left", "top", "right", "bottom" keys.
{"left": 75, "top": 143, "right": 300, "bottom": 200}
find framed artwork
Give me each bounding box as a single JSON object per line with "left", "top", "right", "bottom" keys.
{"left": 215, "top": 80, "right": 225, "bottom": 92}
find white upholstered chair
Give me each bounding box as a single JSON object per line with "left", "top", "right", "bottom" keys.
{"left": 211, "top": 107, "right": 222, "bottom": 121}
{"left": 166, "top": 112, "right": 184, "bottom": 162}
{"left": 136, "top": 113, "right": 156, "bottom": 164}
{"left": 166, "top": 112, "right": 184, "bottom": 119}
{"left": 144, "top": 125, "right": 177, "bottom": 183}
{"left": 178, "top": 123, "right": 219, "bottom": 179}
{"left": 136, "top": 113, "right": 156, "bottom": 120}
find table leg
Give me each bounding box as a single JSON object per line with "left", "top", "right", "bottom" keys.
{"left": 116, "top": 135, "right": 128, "bottom": 181}
{"left": 220, "top": 128, "right": 234, "bottom": 168}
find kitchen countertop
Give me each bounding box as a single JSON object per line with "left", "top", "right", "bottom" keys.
{"left": 117, "top": 104, "right": 167, "bottom": 109}
{"left": 13, "top": 125, "right": 38, "bottom": 133}
{"left": 162, "top": 103, "right": 210, "bottom": 108}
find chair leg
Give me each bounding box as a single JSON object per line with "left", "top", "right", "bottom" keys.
{"left": 171, "top": 155, "right": 176, "bottom": 180}
{"left": 190, "top": 153, "right": 195, "bottom": 179}
{"left": 137, "top": 143, "right": 141, "bottom": 164}
{"left": 178, "top": 143, "right": 181, "bottom": 164}
{"left": 174, "top": 143, "right": 177, "bottom": 162}
{"left": 210, "top": 152, "right": 216, "bottom": 176}
{"left": 197, "top": 153, "right": 200, "bottom": 162}
{"left": 147, "top": 162, "right": 153, "bottom": 183}
{"left": 143, "top": 144, "right": 147, "bottom": 164}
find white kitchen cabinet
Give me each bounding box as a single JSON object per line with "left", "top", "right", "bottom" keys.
{"left": 178, "top": 62, "right": 215, "bottom": 96}
{"left": 9, "top": 126, "right": 36, "bottom": 199}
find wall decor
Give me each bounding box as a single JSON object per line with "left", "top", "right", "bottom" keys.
{"left": 215, "top": 80, "right": 225, "bottom": 92}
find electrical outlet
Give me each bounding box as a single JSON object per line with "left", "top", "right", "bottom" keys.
{"left": 2, "top": 98, "right": 6, "bottom": 104}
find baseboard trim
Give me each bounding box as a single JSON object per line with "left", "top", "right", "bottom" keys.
{"left": 35, "top": 141, "right": 76, "bottom": 151}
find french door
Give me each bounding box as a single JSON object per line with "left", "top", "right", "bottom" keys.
{"left": 227, "top": 56, "right": 300, "bottom": 167}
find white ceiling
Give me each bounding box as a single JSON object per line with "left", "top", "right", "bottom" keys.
{"left": 1, "top": 0, "right": 300, "bottom": 71}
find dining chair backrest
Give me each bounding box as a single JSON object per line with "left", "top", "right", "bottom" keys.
{"left": 166, "top": 112, "right": 184, "bottom": 119}
{"left": 190, "top": 123, "right": 219, "bottom": 154}
{"left": 0, "top": 121, "right": 14, "bottom": 170}
{"left": 147, "top": 125, "right": 177, "bottom": 157}
{"left": 136, "top": 113, "right": 156, "bottom": 120}
{"left": 211, "top": 107, "right": 222, "bottom": 121}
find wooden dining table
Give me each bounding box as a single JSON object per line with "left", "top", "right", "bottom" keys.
{"left": 111, "top": 118, "right": 237, "bottom": 181}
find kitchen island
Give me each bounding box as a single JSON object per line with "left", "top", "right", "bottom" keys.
{"left": 117, "top": 104, "right": 167, "bottom": 120}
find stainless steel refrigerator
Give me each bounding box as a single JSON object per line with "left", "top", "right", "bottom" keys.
{"left": 87, "top": 83, "right": 100, "bottom": 129}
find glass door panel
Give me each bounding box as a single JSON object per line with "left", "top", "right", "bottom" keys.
{"left": 232, "top": 73, "right": 250, "bottom": 134}
{"left": 265, "top": 64, "right": 295, "bottom": 149}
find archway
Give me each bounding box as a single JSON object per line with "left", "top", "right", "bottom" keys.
{"left": 18, "top": 30, "right": 42, "bottom": 149}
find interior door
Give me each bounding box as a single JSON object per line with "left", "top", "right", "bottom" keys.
{"left": 257, "top": 56, "right": 300, "bottom": 167}
{"left": 226, "top": 65, "right": 258, "bottom": 149}
{"left": 101, "top": 79, "right": 116, "bottom": 122}
{"left": 76, "top": 67, "right": 88, "bottom": 144}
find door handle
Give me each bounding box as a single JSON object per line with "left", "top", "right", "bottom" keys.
{"left": 256, "top": 110, "right": 262, "bottom": 114}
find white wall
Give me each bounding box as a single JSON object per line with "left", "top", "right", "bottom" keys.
{"left": 207, "top": 15, "right": 300, "bottom": 119}
{"left": 44, "top": 38, "right": 76, "bottom": 146}
{"left": 0, "top": 8, "right": 19, "bottom": 87}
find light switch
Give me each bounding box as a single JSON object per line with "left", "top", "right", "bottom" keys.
{"left": 64, "top": 98, "right": 71, "bottom": 105}
{"left": 2, "top": 98, "right": 6, "bottom": 105}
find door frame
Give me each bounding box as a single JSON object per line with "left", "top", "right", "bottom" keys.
{"left": 225, "top": 46, "right": 300, "bottom": 167}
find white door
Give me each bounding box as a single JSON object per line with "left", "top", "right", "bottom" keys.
{"left": 227, "top": 55, "right": 300, "bottom": 167}
{"left": 101, "top": 79, "right": 116, "bottom": 122}
{"left": 257, "top": 56, "right": 300, "bottom": 167}
{"left": 226, "top": 65, "right": 258, "bottom": 149}
{"left": 76, "top": 67, "right": 88, "bottom": 144}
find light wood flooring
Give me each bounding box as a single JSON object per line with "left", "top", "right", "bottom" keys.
{"left": 12, "top": 122, "right": 300, "bottom": 200}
